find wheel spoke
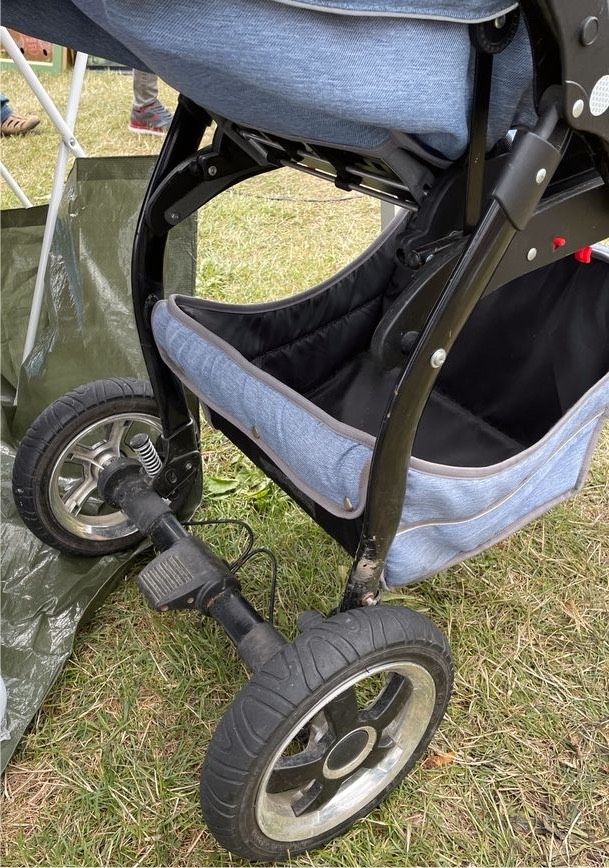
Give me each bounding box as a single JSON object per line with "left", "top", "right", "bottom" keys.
{"left": 107, "top": 418, "right": 132, "bottom": 453}
{"left": 292, "top": 776, "right": 342, "bottom": 817}
{"left": 63, "top": 475, "right": 97, "bottom": 515}
{"left": 266, "top": 747, "right": 325, "bottom": 795}
{"left": 362, "top": 673, "right": 412, "bottom": 734}
{"left": 323, "top": 687, "right": 360, "bottom": 738}
{"left": 359, "top": 733, "right": 396, "bottom": 770}
{"left": 68, "top": 444, "right": 103, "bottom": 468}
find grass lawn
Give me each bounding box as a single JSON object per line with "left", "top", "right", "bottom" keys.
{"left": 1, "top": 70, "right": 608, "bottom": 867}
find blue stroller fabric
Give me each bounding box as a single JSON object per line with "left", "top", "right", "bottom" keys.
{"left": 3, "top": 0, "right": 534, "bottom": 159}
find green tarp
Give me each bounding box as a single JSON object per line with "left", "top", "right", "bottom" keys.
{"left": 1, "top": 156, "right": 197, "bottom": 769}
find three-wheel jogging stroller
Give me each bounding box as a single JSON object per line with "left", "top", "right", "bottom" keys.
{"left": 6, "top": 0, "right": 609, "bottom": 860}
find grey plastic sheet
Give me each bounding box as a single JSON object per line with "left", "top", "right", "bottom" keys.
{"left": 0, "top": 156, "right": 197, "bottom": 770}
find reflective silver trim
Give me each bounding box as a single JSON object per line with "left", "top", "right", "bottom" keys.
{"left": 255, "top": 660, "right": 436, "bottom": 842}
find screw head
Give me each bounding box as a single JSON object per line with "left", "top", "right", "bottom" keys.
{"left": 535, "top": 168, "right": 547, "bottom": 184}
{"left": 572, "top": 99, "right": 585, "bottom": 118}
{"left": 430, "top": 348, "right": 447, "bottom": 369}
{"left": 166, "top": 470, "right": 178, "bottom": 484}
{"left": 208, "top": 165, "right": 218, "bottom": 177}
{"left": 527, "top": 247, "right": 537, "bottom": 262}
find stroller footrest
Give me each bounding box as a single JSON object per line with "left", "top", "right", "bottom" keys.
{"left": 137, "top": 537, "right": 235, "bottom": 611}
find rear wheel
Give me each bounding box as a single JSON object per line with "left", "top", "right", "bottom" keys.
{"left": 201, "top": 605, "right": 453, "bottom": 861}
{"left": 12, "top": 378, "right": 165, "bottom": 556}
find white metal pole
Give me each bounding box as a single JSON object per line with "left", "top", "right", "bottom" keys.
{"left": 0, "top": 162, "right": 33, "bottom": 207}
{"left": 0, "top": 27, "right": 86, "bottom": 158}
{"left": 21, "top": 51, "right": 88, "bottom": 364}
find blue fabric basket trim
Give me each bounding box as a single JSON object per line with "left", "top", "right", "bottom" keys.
{"left": 386, "top": 390, "right": 608, "bottom": 585}
{"left": 152, "top": 298, "right": 374, "bottom": 518}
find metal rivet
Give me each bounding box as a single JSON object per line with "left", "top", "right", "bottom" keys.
{"left": 343, "top": 496, "right": 354, "bottom": 512}
{"left": 430, "top": 349, "right": 447, "bottom": 369}
{"left": 527, "top": 247, "right": 537, "bottom": 261}
{"left": 535, "top": 168, "right": 546, "bottom": 184}
{"left": 494, "top": 15, "right": 506, "bottom": 28}
{"left": 580, "top": 16, "right": 599, "bottom": 46}
{"left": 169, "top": 211, "right": 180, "bottom": 223}
{"left": 251, "top": 425, "right": 260, "bottom": 439}
{"left": 208, "top": 165, "right": 218, "bottom": 177}
{"left": 186, "top": 597, "right": 194, "bottom": 605}
{"left": 185, "top": 462, "right": 193, "bottom": 471}
{"left": 572, "top": 99, "right": 585, "bottom": 118}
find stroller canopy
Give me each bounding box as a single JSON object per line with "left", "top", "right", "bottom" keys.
{"left": 3, "top": 0, "right": 534, "bottom": 159}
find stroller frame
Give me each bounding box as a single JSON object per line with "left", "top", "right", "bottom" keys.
{"left": 11, "top": 0, "right": 609, "bottom": 859}
{"left": 116, "top": 0, "right": 609, "bottom": 618}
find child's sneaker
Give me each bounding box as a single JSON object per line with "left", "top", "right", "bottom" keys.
{"left": 128, "top": 100, "right": 173, "bottom": 136}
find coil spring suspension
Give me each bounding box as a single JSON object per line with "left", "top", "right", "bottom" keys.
{"left": 130, "top": 433, "right": 162, "bottom": 477}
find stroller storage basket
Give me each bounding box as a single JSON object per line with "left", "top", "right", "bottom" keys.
{"left": 152, "top": 247, "right": 609, "bottom": 587}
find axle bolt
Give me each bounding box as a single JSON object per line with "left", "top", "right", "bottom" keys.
{"left": 208, "top": 165, "right": 218, "bottom": 177}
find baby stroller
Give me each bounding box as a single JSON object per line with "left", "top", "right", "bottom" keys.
{"left": 7, "top": 0, "right": 609, "bottom": 860}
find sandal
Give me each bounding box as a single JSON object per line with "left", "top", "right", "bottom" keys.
{"left": 0, "top": 113, "right": 41, "bottom": 136}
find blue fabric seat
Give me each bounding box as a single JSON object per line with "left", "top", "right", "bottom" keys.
{"left": 3, "top": 0, "right": 534, "bottom": 159}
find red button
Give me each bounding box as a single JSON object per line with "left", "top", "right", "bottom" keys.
{"left": 574, "top": 246, "right": 593, "bottom": 264}
{"left": 552, "top": 236, "right": 566, "bottom": 250}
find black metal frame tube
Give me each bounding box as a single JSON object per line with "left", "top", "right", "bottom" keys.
{"left": 341, "top": 109, "right": 569, "bottom": 610}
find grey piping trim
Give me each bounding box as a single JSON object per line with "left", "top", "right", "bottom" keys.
{"left": 155, "top": 299, "right": 374, "bottom": 517}
{"left": 385, "top": 412, "right": 607, "bottom": 587}
{"left": 174, "top": 212, "right": 406, "bottom": 317}
{"left": 267, "top": 0, "right": 519, "bottom": 24}
{"left": 409, "top": 369, "right": 609, "bottom": 478}
{"left": 398, "top": 409, "right": 608, "bottom": 531}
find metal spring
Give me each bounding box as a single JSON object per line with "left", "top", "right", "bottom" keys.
{"left": 130, "top": 433, "right": 162, "bottom": 478}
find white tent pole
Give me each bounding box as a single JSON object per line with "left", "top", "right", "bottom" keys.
{"left": 21, "top": 51, "right": 89, "bottom": 364}
{"left": 0, "top": 27, "right": 86, "bottom": 158}
{"left": 0, "top": 162, "right": 33, "bottom": 208}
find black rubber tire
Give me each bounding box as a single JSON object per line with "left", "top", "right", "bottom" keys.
{"left": 201, "top": 605, "right": 453, "bottom": 861}
{"left": 12, "top": 377, "right": 161, "bottom": 557}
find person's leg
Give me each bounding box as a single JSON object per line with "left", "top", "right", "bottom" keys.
{"left": 0, "top": 93, "right": 12, "bottom": 124}
{"left": 132, "top": 70, "right": 158, "bottom": 109}
{"left": 129, "top": 71, "right": 173, "bottom": 136}
{"left": 0, "top": 94, "right": 40, "bottom": 136}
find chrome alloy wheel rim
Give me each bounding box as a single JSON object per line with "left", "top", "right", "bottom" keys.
{"left": 255, "top": 660, "right": 436, "bottom": 841}
{"left": 48, "top": 412, "right": 162, "bottom": 541}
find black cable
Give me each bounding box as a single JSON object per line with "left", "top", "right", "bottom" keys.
{"left": 183, "top": 517, "right": 254, "bottom": 568}
{"left": 184, "top": 519, "right": 279, "bottom": 624}
{"left": 227, "top": 190, "right": 360, "bottom": 203}
{"left": 233, "top": 547, "right": 278, "bottom": 626}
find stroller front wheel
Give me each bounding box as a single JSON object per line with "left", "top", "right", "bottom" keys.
{"left": 12, "top": 377, "right": 165, "bottom": 557}
{"left": 201, "top": 605, "right": 453, "bottom": 861}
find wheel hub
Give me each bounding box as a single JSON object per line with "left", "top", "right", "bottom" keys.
{"left": 322, "top": 726, "right": 377, "bottom": 779}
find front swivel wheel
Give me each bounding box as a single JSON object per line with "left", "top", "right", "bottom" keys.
{"left": 201, "top": 604, "right": 453, "bottom": 861}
